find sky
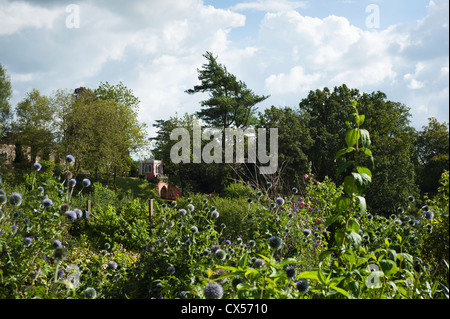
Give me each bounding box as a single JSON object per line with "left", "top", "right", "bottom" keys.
{"left": 0, "top": 0, "right": 448, "bottom": 144}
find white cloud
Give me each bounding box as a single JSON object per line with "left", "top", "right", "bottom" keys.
{"left": 0, "top": 0, "right": 63, "bottom": 35}
{"left": 232, "top": 0, "right": 307, "bottom": 12}
{"left": 265, "top": 66, "right": 321, "bottom": 94}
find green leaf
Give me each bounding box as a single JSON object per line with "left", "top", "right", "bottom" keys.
{"left": 335, "top": 195, "right": 351, "bottom": 214}
{"left": 345, "top": 128, "right": 359, "bottom": 148}
{"left": 359, "top": 129, "right": 371, "bottom": 148}
{"left": 335, "top": 147, "right": 356, "bottom": 161}
{"left": 346, "top": 231, "right": 362, "bottom": 247}
{"left": 238, "top": 253, "right": 248, "bottom": 269}
{"left": 343, "top": 175, "right": 355, "bottom": 195}
{"left": 397, "top": 253, "right": 413, "bottom": 264}
{"left": 297, "top": 271, "right": 319, "bottom": 281}
{"left": 356, "top": 196, "right": 366, "bottom": 214}
{"left": 356, "top": 166, "right": 372, "bottom": 179}
{"left": 379, "top": 259, "right": 398, "bottom": 276}
{"left": 342, "top": 249, "right": 356, "bottom": 266}
{"left": 358, "top": 114, "right": 365, "bottom": 126}
{"left": 319, "top": 249, "right": 335, "bottom": 261}
{"left": 336, "top": 160, "right": 355, "bottom": 178}
{"left": 278, "top": 258, "right": 297, "bottom": 267}
{"left": 347, "top": 218, "right": 360, "bottom": 233}
{"left": 325, "top": 212, "right": 344, "bottom": 228}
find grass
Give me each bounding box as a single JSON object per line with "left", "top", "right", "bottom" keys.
{"left": 114, "top": 176, "right": 158, "bottom": 200}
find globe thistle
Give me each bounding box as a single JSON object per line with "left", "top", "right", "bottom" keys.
{"left": 254, "top": 258, "right": 265, "bottom": 268}
{"left": 57, "top": 269, "right": 65, "bottom": 278}
{"left": 186, "top": 204, "right": 194, "bottom": 211}
{"left": 214, "top": 249, "right": 226, "bottom": 260}
{"left": 60, "top": 203, "right": 70, "bottom": 213}
{"left": 23, "top": 237, "right": 33, "bottom": 247}
{"left": 190, "top": 226, "right": 198, "bottom": 233}
{"left": 33, "top": 163, "right": 42, "bottom": 171}
{"left": 73, "top": 208, "right": 83, "bottom": 218}
{"left": 268, "top": 236, "right": 283, "bottom": 250}
{"left": 37, "top": 186, "right": 44, "bottom": 194}
{"left": 82, "top": 179, "right": 91, "bottom": 187}
{"left": 179, "top": 209, "right": 187, "bottom": 217}
{"left": 424, "top": 211, "right": 434, "bottom": 220}
{"left": 203, "top": 281, "right": 223, "bottom": 299}
{"left": 296, "top": 279, "right": 309, "bottom": 294}
{"left": 63, "top": 170, "right": 73, "bottom": 180}
{"left": 286, "top": 266, "right": 296, "bottom": 279}
{"left": 303, "top": 229, "right": 311, "bottom": 237}
{"left": 23, "top": 217, "right": 30, "bottom": 225}
{"left": 408, "top": 195, "right": 415, "bottom": 203}
{"left": 276, "top": 197, "right": 285, "bottom": 206}
{"left": 68, "top": 178, "right": 77, "bottom": 188}
{"left": 65, "top": 155, "right": 75, "bottom": 164}
{"left": 13, "top": 211, "right": 19, "bottom": 218}
{"left": 211, "top": 210, "right": 219, "bottom": 218}
{"left": 53, "top": 240, "right": 62, "bottom": 249}
{"left": 179, "top": 291, "right": 188, "bottom": 299}
{"left": 65, "top": 210, "right": 77, "bottom": 220}
{"left": 107, "top": 261, "right": 118, "bottom": 270}
{"left": 167, "top": 266, "right": 176, "bottom": 275}
{"left": 9, "top": 192, "right": 22, "bottom": 206}
{"left": 10, "top": 225, "right": 18, "bottom": 234}
{"left": 83, "top": 287, "right": 97, "bottom": 299}
{"left": 42, "top": 198, "right": 53, "bottom": 208}
{"left": 394, "top": 219, "right": 402, "bottom": 225}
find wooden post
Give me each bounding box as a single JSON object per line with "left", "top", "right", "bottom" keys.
{"left": 87, "top": 200, "right": 91, "bottom": 217}
{"left": 149, "top": 199, "right": 154, "bottom": 228}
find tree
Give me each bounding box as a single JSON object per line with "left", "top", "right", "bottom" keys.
{"left": 0, "top": 64, "right": 12, "bottom": 137}
{"left": 258, "top": 106, "right": 314, "bottom": 192}
{"left": 65, "top": 84, "right": 148, "bottom": 185}
{"left": 415, "top": 117, "right": 449, "bottom": 195}
{"left": 185, "top": 51, "right": 268, "bottom": 129}
{"left": 12, "top": 89, "right": 55, "bottom": 163}
{"left": 299, "top": 85, "right": 419, "bottom": 215}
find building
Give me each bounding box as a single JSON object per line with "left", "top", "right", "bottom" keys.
{"left": 139, "top": 158, "right": 182, "bottom": 201}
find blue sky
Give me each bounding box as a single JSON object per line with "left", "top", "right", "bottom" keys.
{"left": 0, "top": 0, "right": 448, "bottom": 146}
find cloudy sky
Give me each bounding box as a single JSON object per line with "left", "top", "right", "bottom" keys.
{"left": 1, "top": 0, "right": 448, "bottom": 139}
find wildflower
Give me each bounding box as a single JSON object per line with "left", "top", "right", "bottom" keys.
{"left": 33, "top": 163, "right": 42, "bottom": 171}
{"left": 302, "top": 229, "right": 311, "bottom": 237}
{"left": 23, "top": 217, "right": 30, "bottom": 225}
{"left": 65, "top": 210, "right": 77, "bottom": 220}
{"left": 276, "top": 197, "right": 285, "bottom": 206}
{"left": 37, "top": 186, "right": 44, "bottom": 194}
{"left": 179, "top": 291, "right": 188, "bottom": 299}
{"left": 296, "top": 279, "right": 309, "bottom": 293}
{"left": 68, "top": 178, "right": 77, "bottom": 188}
{"left": 254, "top": 258, "right": 265, "bottom": 268}
{"left": 394, "top": 219, "right": 402, "bottom": 225}
{"left": 211, "top": 210, "right": 219, "bottom": 218}
{"left": 23, "top": 237, "right": 33, "bottom": 247}
{"left": 187, "top": 204, "right": 194, "bottom": 211}
{"left": 9, "top": 192, "right": 22, "bottom": 206}
{"left": 42, "top": 198, "right": 53, "bottom": 208}
{"left": 84, "top": 287, "right": 97, "bottom": 299}
{"left": 65, "top": 155, "right": 75, "bottom": 164}
{"left": 10, "top": 225, "right": 18, "bottom": 234}
{"left": 107, "top": 261, "right": 118, "bottom": 270}
{"left": 179, "top": 209, "right": 187, "bottom": 217}
{"left": 82, "top": 178, "right": 91, "bottom": 187}
{"left": 73, "top": 208, "right": 83, "bottom": 218}
{"left": 53, "top": 240, "right": 62, "bottom": 248}
{"left": 214, "top": 249, "right": 226, "bottom": 260}
{"left": 190, "top": 226, "right": 199, "bottom": 233}
{"left": 304, "top": 174, "right": 308, "bottom": 180}
{"left": 63, "top": 170, "right": 73, "bottom": 180}
{"left": 57, "top": 269, "right": 65, "bottom": 278}
{"left": 203, "top": 281, "right": 223, "bottom": 299}
{"left": 268, "top": 236, "right": 283, "bottom": 250}
{"left": 167, "top": 266, "right": 176, "bottom": 275}
{"left": 424, "top": 211, "right": 434, "bottom": 220}
{"left": 60, "top": 203, "right": 70, "bottom": 213}
{"left": 286, "top": 266, "right": 296, "bottom": 279}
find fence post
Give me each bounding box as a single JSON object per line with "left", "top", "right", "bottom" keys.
{"left": 149, "top": 198, "right": 154, "bottom": 228}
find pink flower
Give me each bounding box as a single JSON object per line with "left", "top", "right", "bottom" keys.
{"left": 304, "top": 174, "right": 309, "bottom": 180}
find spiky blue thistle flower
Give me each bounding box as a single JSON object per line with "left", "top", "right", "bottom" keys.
{"left": 65, "top": 155, "right": 75, "bottom": 164}
{"left": 203, "top": 282, "right": 223, "bottom": 299}
{"left": 211, "top": 210, "right": 219, "bottom": 218}
{"left": 37, "top": 186, "right": 44, "bottom": 194}
{"left": 296, "top": 279, "right": 309, "bottom": 293}
{"left": 23, "top": 237, "right": 32, "bottom": 247}
{"left": 179, "top": 209, "right": 187, "bottom": 217}
{"left": 187, "top": 204, "right": 194, "bottom": 211}
{"left": 190, "top": 226, "right": 198, "bottom": 233}
{"left": 214, "top": 249, "right": 226, "bottom": 260}
{"left": 276, "top": 197, "right": 285, "bottom": 206}
{"left": 84, "top": 287, "right": 97, "bottom": 299}
{"left": 73, "top": 208, "right": 82, "bottom": 218}
{"left": 42, "top": 198, "right": 53, "bottom": 208}
{"left": 268, "top": 236, "right": 283, "bottom": 250}
{"left": 33, "top": 163, "right": 42, "bottom": 171}
{"left": 254, "top": 258, "right": 265, "bottom": 268}
{"left": 65, "top": 210, "right": 77, "bottom": 220}
{"left": 53, "top": 240, "right": 62, "bottom": 248}
{"left": 82, "top": 178, "right": 91, "bottom": 187}
{"left": 68, "top": 178, "right": 76, "bottom": 188}
{"left": 424, "top": 211, "right": 434, "bottom": 220}
{"left": 107, "top": 261, "right": 118, "bottom": 270}
{"left": 9, "top": 192, "right": 22, "bottom": 206}
{"left": 167, "top": 266, "right": 176, "bottom": 275}
{"left": 286, "top": 266, "right": 296, "bottom": 279}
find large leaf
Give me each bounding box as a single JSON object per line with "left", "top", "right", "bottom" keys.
{"left": 346, "top": 230, "right": 362, "bottom": 248}
{"left": 359, "top": 129, "right": 371, "bottom": 148}
{"left": 347, "top": 218, "right": 360, "bottom": 233}
{"left": 379, "top": 259, "right": 398, "bottom": 276}
{"left": 335, "top": 195, "right": 351, "bottom": 214}
{"left": 335, "top": 147, "right": 356, "bottom": 161}
{"left": 356, "top": 165, "right": 372, "bottom": 179}
{"left": 297, "top": 271, "right": 319, "bottom": 281}
{"left": 336, "top": 160, "right": 355, "bottom": 178}
{"left": 345, "top": 128, "right": 359, "bottom": 148}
